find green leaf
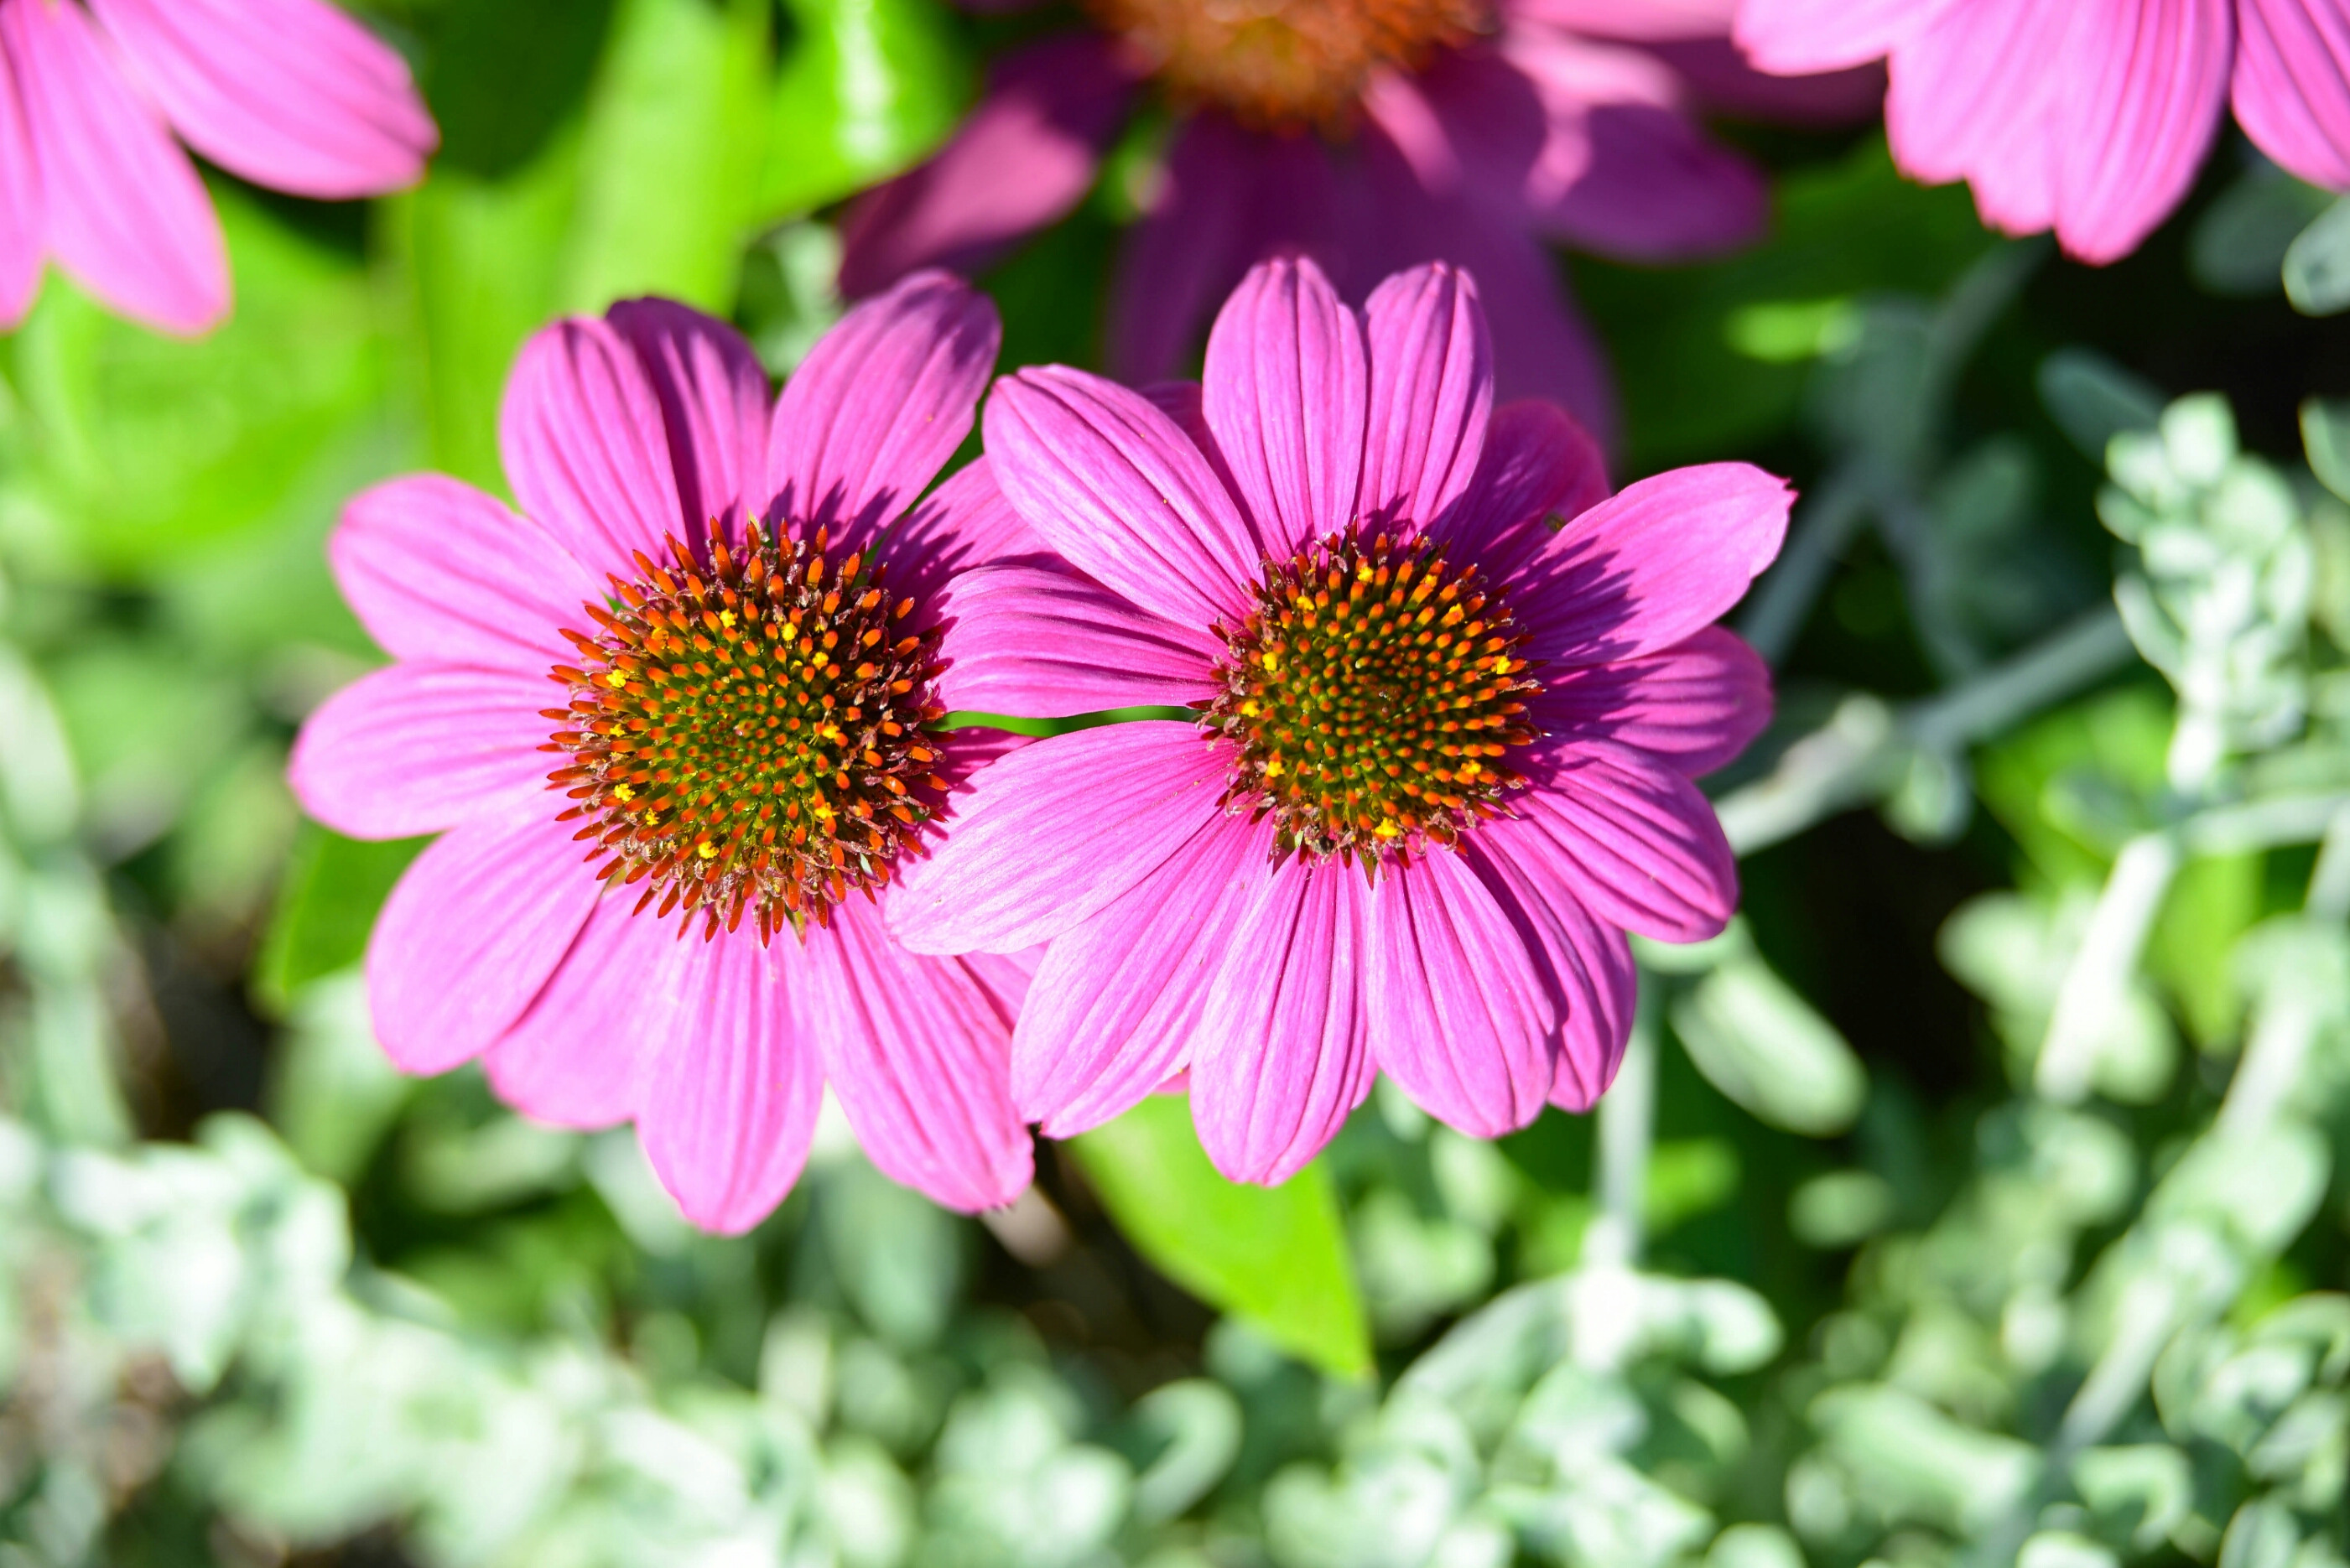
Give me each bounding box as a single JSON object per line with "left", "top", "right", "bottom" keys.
{"left": 759, "top": 0, "right": 971, "bottom": 219}
{"left": 252, "top": 822, "right": 427, "bottom": 1013}
{"left": 2284, "top": 195, "right": 2350, "bottom": 315}
{"left": 1072, "top": 1093, "right": 1371, "bottom": 1378}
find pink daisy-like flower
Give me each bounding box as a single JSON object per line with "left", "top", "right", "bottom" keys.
{"left": 839, "top": 0, "right": 1840, "bottom": 447}
{"left": 289, "top": 274, "right": 1042, "bottom": 1232}
{"left": 1734, "top": 0, "right": 2350, "bottom": 264}
{"left": 0, "top": 0, "right": 437, "bottom": 336}
{"left": 890, "top": 256, "right": 1789, "bottom": 1183}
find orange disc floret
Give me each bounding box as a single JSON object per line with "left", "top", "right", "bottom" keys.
{"left": 543, "top": 520, "right": 947, "bottom": 943}
{"left": 1201, "top": 528, "right": 1542, "bottom": 871}
{"left": 1086, "top": 0, "right": 1490, "bottom": 132}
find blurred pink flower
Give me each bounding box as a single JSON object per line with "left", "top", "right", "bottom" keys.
{"left": 891, "top": 256, "right": 1787, "bottom": 1184}
{"left": 1735, "top": 0, "right": 2350, "bottom": 263}
{"left": 289, "top": 276, "right": 1042, "bottom": 1233}
{"left": 0, "top": 0, "right": 437, "bottom": 335}
{"left": 840, "top": 0, "right": 1850, "bottom": 449}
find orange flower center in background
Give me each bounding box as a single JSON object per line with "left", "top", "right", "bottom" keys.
{"left": 1087, "top": 0, "right": 1490, "bottom": 132}
{"left": 1202, "top": 530, "right": 1542, "bottom": 868}
{"left": 544, "top": 522, "right": 946, "bottom": 942}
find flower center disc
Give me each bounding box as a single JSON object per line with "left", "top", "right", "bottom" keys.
{"left": 1087, "top": 0, "right": 1489, "bottom": 131}
{"left": 545, "top": 523, "right": 946, "bottom": 942}
{"left": 1203, "top": 531, "right": 1542, "bottom": 867}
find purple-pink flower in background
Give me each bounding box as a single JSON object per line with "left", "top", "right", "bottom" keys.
{"left": 840, "top": 0, "right": 1839, "bottom": 447}
{"left": 1735, "top": 0, "right": 2350, "bottom": 264}
{"left": 289, "top": 274, "right": 1042, "bottom": 1233}
{"left": 891, "top": 255, "right": 1789, "bottom": 1183}
{"left": 0, "top": 0, "right": 436, "bottom": 335}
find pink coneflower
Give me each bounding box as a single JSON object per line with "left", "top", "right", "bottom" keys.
{"left": 0, "top": 0, "right": 436, "bottom": 336}
{"left": 840, "top": 0, "right": 1817, "bottom": 447}
{"left": 289, "top": 274, "right": 1041, "bottom": 1232}
{"left": 1734, "top": 0, "right": 2350, "bottom": 264}
{"left": 891, "top": 256, "right": 1788, "bottom": 1182}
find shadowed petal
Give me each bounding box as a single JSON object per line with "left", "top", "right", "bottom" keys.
{"left": 1531, "top": 626, "right": 1773, "bottom": 776}
{"left": 1366, "top": 851, "right": 1556, "bottom": 1138}
{"left": 1012, "top": 813, "right": 1269, "bottom": 1137}
{"left": 767, "top": 270, "right": 1000, "bottom": 553}
{"left": 2053, "top": 0, "right": 2233, "bottom": 264}
{"left": 890, "top": 721, "right": 1225, "bottom": 954}
{"left": 803, "top": 900, "right": 1032, "bottom": 1212}
{"left": 1463, "top": 837, "right": 1636, "bottom": 1112}
{"left": 483, "top": 895, "right": 673, "bottom": 1129}
{"left": 500, "top": 315, "right": 684, "bottom": 569}
{"left": 1360, "top": 262, "right": 1493, "bottom": 531}
{"left": 936, "top": 563, "right": 1222, "bottom": 717}
{"left": 1204, "top": 255, "right": 1368, "bottom": 558}
{"left": 985, "top": 366, "right": 1263, "bottom": 627}
{"left": 87, "top": 0, "right": 434, "bottom": 199}
{"left": 6, "top": 0, "right": 225, "bottom": 335}
{"left": 2233, "top": 0, "right": 2350, "bottom": 192}
{"left": 0, "top": 29, "right": 43, "bottom": 328}
{"left": 330, "top": 475, "right": 600, "bottom": 672}
{"left": 1502, "top": 738, "right": 1739, "bottom": 942}
{"left": 881, "top": 457, "right": 1052, "bottom": 618}
{"left": 365, "top": 812, "right": 601, "bottom": 1076}
{"left": 1516, "top": 462, "right": 1791, "bottom": 664}
{"left": 637, "top": 932, "right": 821, "bottom": 1235}
{"left": 1436, "top": 399, "right": 1609, "bottom": 581}
{"left": 840, "top": 34, "right": 1137, "bottom": 294}
{"left": 1191, "top": 855, "right": 1375, "bottom": 1185}
{"left": 289, "top": 665, "right": 553, "bottom": 839}
{"left": 608, "top": 299, "right": 771, "bottom": 543}
{"left": 1733, "top": 0, "right": 1949, "bottom": 73}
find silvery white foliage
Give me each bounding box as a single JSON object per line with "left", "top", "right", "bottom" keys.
{"left": 1941, "top": 889, "right": 2178, "bottom": 1102}
{"left": 2102, "top": 395, "right": 2315, "bottom": 792}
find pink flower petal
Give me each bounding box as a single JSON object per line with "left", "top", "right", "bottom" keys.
{"left": 2233, "top": 0, "right": 2350, "bottom": 192}
{"left": 1462, "top": 836, "right": 1635, "bottom": 1111}
{"left": 636, "top": 932, "right": 822, "bottom": 1235}
{"left": 365, "top": 811, "right": 602, "bottom": 1077}
{"left": 767, "top": 269, "right": 1000, "bottom": 553}
{"left": 1436, "top": 398, "right": 1609, "bottom": 580}
{"left": 936, "top": 563, "right": 1222, "bottom": 717}
{"left": 1190, "top": 855, "right": 1376, "bottom": 1185}
{"left": 1203, "top": 255, "right": 1369, "bottom": 558}
{"left": 5, "top": 0, "right": 225, "bottom": 335}
{"left": 288, "top": 664, "right": 553, "bottom": 839}
{"left": 1531, "top": 625, "right": 1773, "bottom": 776}
{"left": 839, "top": 34, "right": 1137, "bottom": 295}
{"left": 985, "top": 366, "right": 1264, "bottom": 628}
{"left": 499, "top": 315, "right": 684, "bottom": 569}
{"left": 1644, "top": 38, "right": 1889, "bottom": 126}
{"left": 482, "top": 895, "right": 672, "bottom": 1129}
{"left": 1513, "top": 0, "right": 1738, "bottom": 39}
{"left": 1516, "top": 461, "right": 1791, "bottom": 664}
{"left": 889, "top": 720, "right": 1226, "bottom": 954}
{"left": 1501, "top": 737, "right": 1739, "bottom": 942}
{"left": 1365, "top": 851, "right": 1557, "bottom": 1138}
{"left": 1012, "top": 813, "right": 1270, "bottom": 1137}
{"left": 803, "top": 899, "right": 1032, "bottom": 1212}
{"left": 1884, "top": 0, "right": 2067, "bottom": 238}
{"left": 0, "top": 30, "right": 44, "bottom": 328}
{"left": 881, "top": 456, "right": 1052, "bottom": 617}
{"left": 2052, "top": 0, "right": 2233, "bottom": 264}
{"left": 607, "top": 298, "right": 772, "bottom": 543}
{"left": 1360, "top": 262, "right": 1494, "bottom": 531}
{"left": 330, "top": 475, "right": 600, "bottom": 672}
{"left": 86, "top": 0, "right": 434, "bottom": 200}
{"left": 1732, "top": 0, "right": 1949, "bottom": 73}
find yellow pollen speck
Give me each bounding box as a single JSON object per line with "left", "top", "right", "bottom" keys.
{"left": 1491, "top": 656, "right": 1514, "bottom": 673}
{"left": 1458, "top": 760, "right": 1480, "bottom": 779}
{"left": 696, "top": 841, "right": 718, "bottom": 859}
{"left": 613, "top": 783, "right": 636, "bottom": 802}
{"left": 813, "top": 802, "right": 836, "bottom": 822}
{"left": 1240, "top": 698, "right": 1261, "bottom": 717}
{"left": 1265, "top": 758, "right": 1286, "bottom": 778}
{"left": 1261, "top": 650, "right": 1281, "bottom": 672}
{"left": 1374, "top": 818, "right": 1401, "bottom": 839}
{"left": 642, "top": 811, "right": 661, "bottom": 826}
{"left": 720, "top": 610, "right": 737, "bottom": 629}
{"left": 606, "top": 671, "right": 628, "bottom": 688}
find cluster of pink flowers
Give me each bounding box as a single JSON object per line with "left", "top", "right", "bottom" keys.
{"left": 291, "top": 256, "right": 1789, "bottom": 1228}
